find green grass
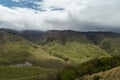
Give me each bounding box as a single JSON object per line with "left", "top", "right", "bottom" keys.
{"left": 0, "top": 31, "right": 65, "bottom": 68}
{"left": 28, "top": 46, "right": 65, "bottom": 69}
{"left": 0, "top": 41, "right": 65, "bottom": 69}
{"left": 0, "top": 30, "right": 120, "bottom": 80}
{"left": 42, "top": 41, "right": 110, "bottom": 64}
{"left": 98, "top": 38, "right": 120, "bottom": 55}
{"left": 0, "top": 40, "right": 35, "bottom": 65}
{"left": 0, "top": 66, "right": 57, "bottom": 80}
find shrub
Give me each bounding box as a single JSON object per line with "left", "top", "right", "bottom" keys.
{"left": 92, "top": 75, "right": 101, "bottom": 80}
{"left": 57, "top": 55, "right": 120, "bottom": 80}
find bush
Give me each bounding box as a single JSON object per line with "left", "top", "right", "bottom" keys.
{"left": 57, "top": 55, "right": 120, "bottom": 80}
{"left": 92, "top": 75, "right": 101, "bottom": 80}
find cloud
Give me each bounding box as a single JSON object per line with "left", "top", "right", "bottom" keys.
{"left": 0, "top": 0, "right": 120, "bottom": 32}
{"left": 0, "top": 4, "right": 70, "bottom": 30}
{"left": 11, "top": 0, "right": 21, "bottom": 2}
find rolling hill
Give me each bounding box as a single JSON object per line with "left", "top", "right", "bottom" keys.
{"left": 0, "top": 29, "right": 65, "bottom": 80}
{"left": 0, "top": 29, "right": 64, "bottom": 68}
{"left": 0, "top": 29, "right": 34, "bottom": 65}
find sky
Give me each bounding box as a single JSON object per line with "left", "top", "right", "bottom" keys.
{"left": 0, "top": 0, "right": 120, "bottom": 32}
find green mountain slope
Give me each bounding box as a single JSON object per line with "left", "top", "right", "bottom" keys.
{"left": 84, "top": 32, "right": 120, "bottom": 55}
{"left": 0, "top": 29, "right": 120, "bottom": 80}
{"left": 0, "top": 29, "right": 64, "bottom": 69}
{"left": 36, "top": 30, "right": 110, "bottom": 64}
{"left": 0, "top": 29, "right": 64, "bottom": 80}
{"left": 0, "top": 30, "right": 35, "bottom": 65}
{"left": 29, "top": 46, "right": 65, "bottom": 68}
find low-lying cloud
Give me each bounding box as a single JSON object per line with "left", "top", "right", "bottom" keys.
{"left": 0, "top": 0, "right": 120, "bottom": 32}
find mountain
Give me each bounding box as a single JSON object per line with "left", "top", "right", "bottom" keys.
{"left": 36, "top": 30, "right": 120, "bottom": 63}
{"left": 83, "top": 32, "right": 120, "bottom": 55}
{"left": 0, "top": 29, "right": 64, "bottom": 68}
{"left": 0, "top": 29, "right": 66, "bottom": 80}
{"left": 21, "top": 30, "right": 44, "bottom": 42}
{"left": 0, "top": 29, "right": 120, "bottom": 65}
{"left": 0, "top": 28, "right": 120, "bottom": 80}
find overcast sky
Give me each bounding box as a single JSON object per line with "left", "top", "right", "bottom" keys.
{"left": 0, "top": 0, "right": 120, "bottom": 32}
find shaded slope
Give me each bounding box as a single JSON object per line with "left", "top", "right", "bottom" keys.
{"left": 21, "top": 30, "right": 44, "bottom": 42}
{"left": 37, "top": 30, "right": 90, "bottom": 45}
{"left": 84, "top": 32, "right": 120, "bottom": 55}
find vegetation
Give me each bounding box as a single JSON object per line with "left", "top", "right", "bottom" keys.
{"left": 28, "top": 46, "right": 65, "bottom": 69}
{"left": 0, "top": 30, "right": 34, "bottom": 65}
{"left": 0, "top": 29, "right": 65, "bottom": 68}
{"left": 57, "top": 55, "right": 120, "bottom": 80}
{"left": 0, "top": 66, "right": 57, "bottom": 80}
{"left": 92, "top": 76, "right": 101, "bottom": 80}
{"left": 98, "top": 38, "right": 120, "bottom": 55}
{"left": 0, "top": 29, "right": 120, "bottom": 80}
{"left": 78, "top": 66, "right": 120, "bottom": 80}
{"left": 42, "top": 41, "right": 110, "bottom": 64}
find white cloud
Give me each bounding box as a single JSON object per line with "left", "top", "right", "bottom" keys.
{"left": 0, "top": 4, "right": 70, "bottom": 30}
{"left": 11, "top": 0, "right": 21, "bottom": 2}
{"left": 0, "top": 0, "right": 120, "bottom": 31}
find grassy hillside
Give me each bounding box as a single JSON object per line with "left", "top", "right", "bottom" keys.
{"left": 98, "top": 38, "right": 120, "bottom": 56}
{"left": 29, "top": 46, "right": 65, "bottom": 69}
{"left": 0, "top": 29, "right": 65, "bottom": 69}
{"left": 57, "top": 55, "right": 120, "bottom": 80}
{"left": 37, "top": 30, "right": 111, "bottom": 64}
{"left": 0, "top": 29, "right": 64, "bottom": 80}
{"left": 0, "top": 30, "right": 35, "bottom": 65}
{"left": 84, "top": 32, "right": 120, "bottom": 55}
{"left": 78, "top": 66, "right": 120, "bottom": 80}
{"left": 0, "top": 66, "right": 57, "bottom": 80}
{"left": 0, "top": 29, "right": 120, "bottom": 80}
{"left": 41, "top": 41, "right": 110, "bottom": 64}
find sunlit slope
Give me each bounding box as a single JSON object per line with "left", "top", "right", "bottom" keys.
{"left": 0, "top": 30, "right": 35, "bottom": 65}
{"left": 29, "top": 46, "right": 65, "bottom": 68}
{"left": 0, "top": 29, "right": 65, "bottom": 68}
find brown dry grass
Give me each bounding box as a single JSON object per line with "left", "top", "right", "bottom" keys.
{"left": 77, "top": 66, "right": 120, "bottom": 80}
